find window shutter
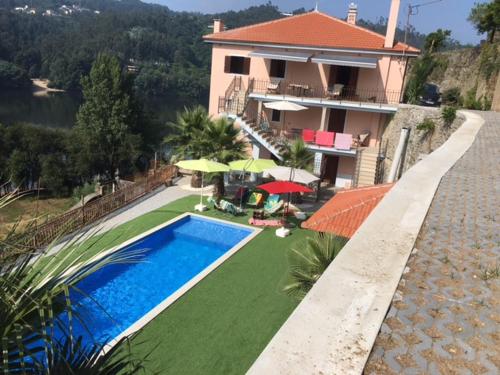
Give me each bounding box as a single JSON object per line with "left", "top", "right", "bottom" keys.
{"left": 224, "top": 56, "right": 231, "bottom": 73}
{"left": 243, "top": 58, "right": 251, "bottom": 75}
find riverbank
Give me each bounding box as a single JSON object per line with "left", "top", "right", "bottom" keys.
{"left": 32, "top": 79, "right": 65, "bottom": 96}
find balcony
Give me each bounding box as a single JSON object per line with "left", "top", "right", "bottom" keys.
{"left": 248, "top": 78, "right": 401, "bottom": 113}
{"left": 238, "top": 107, "right": 360, "bottom": 159}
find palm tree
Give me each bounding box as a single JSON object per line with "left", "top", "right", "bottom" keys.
{"left": 165, "top": 106, "right": 212, "bottom": 187}
{"left": 0, "top": 194, "right": 150, "bottom": 373}
{"left": 282, "top": 138, "right": 314, "bottom": 170}
{"left": 283, "top": 233, "right": 347, "bottom": 300}
{"left": 202, "top": 117, "right": 246, "bottom": 197}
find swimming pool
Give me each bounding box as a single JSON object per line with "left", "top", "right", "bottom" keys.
{"left": 60, "top": 213, "right": 259, "bottom": 348}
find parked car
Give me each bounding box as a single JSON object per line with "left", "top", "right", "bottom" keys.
{"left": 419, "top": 83, "right": 442, "bottom": 106}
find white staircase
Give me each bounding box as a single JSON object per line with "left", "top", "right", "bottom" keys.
{"left": 354, "top": 147, "right": 379, "bottom": 187}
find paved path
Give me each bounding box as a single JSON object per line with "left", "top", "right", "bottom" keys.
{"left": 365, "top": 112, "right": 499, "bottom": 374}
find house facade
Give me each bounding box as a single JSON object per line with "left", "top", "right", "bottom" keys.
{"left": 204, "top": 0, "right": 419, "bottom": 188}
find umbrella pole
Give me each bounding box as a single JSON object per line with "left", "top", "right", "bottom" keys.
{"left": 200, "top": 172, "right": 204, "bottom": 208}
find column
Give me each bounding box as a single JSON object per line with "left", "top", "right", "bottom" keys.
{"left": 320, "top": 107, "right": 329, "bottom": 131}
{"left": 250, "top": 143, "right": 261, "bottom": 182}
{"left": 313, "top": 152, "right": 324, "bottom": 176}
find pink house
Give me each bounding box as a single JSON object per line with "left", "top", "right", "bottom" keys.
{"left": 204, "top": 1, "right": 419, "bottom": 188}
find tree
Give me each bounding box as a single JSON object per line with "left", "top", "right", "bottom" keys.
{"left": 165, "top": 106, "right": 213, "bottom": 187}
{"left": 73, "top": 54, "right": 141, "bottom": 182}
{"left": 469, "top": 0, "right": 500, "bottom": 43}
{"left": 0, "top": 60, "right": 31, "bottom": 89}
{"left": 283, "top": 233, "right": 347, "bottom": 300}
{"left": 281, "top": 138, "right": 314, "bottom": 170}
{"left": 202, "top": 117, "right": 246, "bottom": 197}
{"left": 424, "top": 29, "right": 451, "bottom": 54}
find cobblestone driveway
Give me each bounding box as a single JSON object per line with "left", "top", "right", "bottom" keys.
{"left": 365, "top": 112, "right": 499, "bottom": 374}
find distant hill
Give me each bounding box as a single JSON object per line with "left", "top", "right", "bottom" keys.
{"left": 0, "top": 1, "right": 462, "bottom": 101}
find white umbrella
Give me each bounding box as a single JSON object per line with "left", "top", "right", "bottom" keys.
{"left": 264, "top": 166, "right": 319, "bottom": 185}
{"left": 264, "top": 101, "right": 307, "bottom": 134}
{"left": 264, "top": 101, "right": 308, "bottom": 111}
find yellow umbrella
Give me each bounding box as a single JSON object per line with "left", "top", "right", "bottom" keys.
{"left": 175, "top": 159, "right": 230, "bottom": 211}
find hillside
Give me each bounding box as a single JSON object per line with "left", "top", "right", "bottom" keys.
{"left": 0, "top": 1, "right": 441, "bottom": 100}
{"left": 428, "top": 43, "right": 500, "bottom": 107}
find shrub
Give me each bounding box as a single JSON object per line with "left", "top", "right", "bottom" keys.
{"left": 72, "top": 182, "right": 96, "bottom": 201}
{"left": 441, "top": 106, "right": 457, "bottom": 126}
{"left": 417, "top": 118, "right": 436, "bottom": 134}
{"left": 441, "top": 87, "right": 462, "bottom": 106}
{"left": 463, "top": 87, "right": 482, "bottom": 110}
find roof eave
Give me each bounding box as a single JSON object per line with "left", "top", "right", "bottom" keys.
{"left": 203, "top": 38, "right": 420, "bottom": 57}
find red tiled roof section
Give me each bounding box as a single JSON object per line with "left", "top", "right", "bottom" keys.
{"left": 302, "top": 183, "right": 394, "bottom": 238}
{"left": 204, "top": 12, "right": 419, "bottom": 54}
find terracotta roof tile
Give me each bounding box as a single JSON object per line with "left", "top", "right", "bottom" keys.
{"left": 302, "top": 183, "right": 394, "bottom": 238}
{"left": 204, "top": 12, "right": 419, "bottom": 54}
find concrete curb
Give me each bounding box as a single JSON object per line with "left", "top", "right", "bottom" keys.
{"left": 246, "top": 111, "right": 484, "bottom": 375}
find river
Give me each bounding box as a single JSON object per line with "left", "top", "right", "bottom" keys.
{"left": 0, "top": 89, "right": 202, "bottom": 129}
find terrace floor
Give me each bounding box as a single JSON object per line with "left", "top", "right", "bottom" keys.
{"left": 59, "top": 193, "right": 315, "bottom": 374}
{"left": 365, "top": 111, "right": 500, "bottom": 374}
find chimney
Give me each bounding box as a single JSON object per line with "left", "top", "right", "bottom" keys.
{"left": 347, "top": 3, "right": 358, "bottom": 25}
{"left": 213, "top": 19, "right": 224, "bottom": 33}
{"left": 385, "top": 0, "right": 401, "bottom": 48}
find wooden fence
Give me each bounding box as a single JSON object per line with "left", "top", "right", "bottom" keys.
{"left": 14, "top": 165, "right": 178, "bottom": 249}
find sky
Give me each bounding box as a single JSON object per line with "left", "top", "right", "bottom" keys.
{"left": 144, "top": 0, "right": 489, "bottom": 45}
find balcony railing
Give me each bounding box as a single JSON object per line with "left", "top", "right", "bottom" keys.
{"left": 242, "top": 105, "right": 359, "bottom": 155}
{"left": 249, "top": 79, "right": 402, "bottom": 105}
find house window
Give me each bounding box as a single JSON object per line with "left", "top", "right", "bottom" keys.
{"left": 269, "top": 59, "right": 286, "bottom": 79}
{"left": 271, "top": 109, "right": 281, "bottom": 122}
{"left": 224, "top": 56, "right": 250, "bottom": 75}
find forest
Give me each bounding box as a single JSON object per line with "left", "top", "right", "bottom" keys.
{"left": 0, "top": 0, "right": 444, "bottom": 101}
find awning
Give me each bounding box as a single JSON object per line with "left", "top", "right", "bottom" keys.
{"left": 311, "top": 54, "right": 377, "bottom": 69}
{"left": 249, "top": 50, "right": 312, "bottom": 63}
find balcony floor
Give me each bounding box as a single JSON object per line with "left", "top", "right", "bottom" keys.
{"left": 306, "top": 144, "right": 357, "bottom": 157}
{"left": 249, "top": 93, "right": 399, "bottom": 114}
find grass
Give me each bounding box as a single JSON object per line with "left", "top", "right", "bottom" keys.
{"left": 48, "top": 195, "right": 311, "bottom": 374}
{"left": 0, "top": 195, "right": 74, "bottom": 238}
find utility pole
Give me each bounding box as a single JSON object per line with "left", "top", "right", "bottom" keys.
{"left": 403, "top": 0, "right": 443, "bottom": 53}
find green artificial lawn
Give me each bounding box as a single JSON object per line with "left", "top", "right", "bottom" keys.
{"left": 58, "top": 195, "right": 313, "bottom": 374}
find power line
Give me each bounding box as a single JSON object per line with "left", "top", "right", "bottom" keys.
{"left": 403, "top": 0, "right": 444, "bottom": 50}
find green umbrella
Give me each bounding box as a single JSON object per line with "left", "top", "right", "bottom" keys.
{"left": 175, "top": 159, "right": 230, "bottom": 211}
{"left": 229, "top": 159, "right": 277, "bottom": 173}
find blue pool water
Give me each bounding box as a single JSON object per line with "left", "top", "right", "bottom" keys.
{"left": 61, "top": 215, "right": 254, "bottom": 346}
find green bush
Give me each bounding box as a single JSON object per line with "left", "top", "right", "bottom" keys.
{"left": 417, "top": 118, "right": 436, "bottom": 134}
{"left": 72, "top": 182, "right": 96, "bottom": 201}
{"left": 441, "top": 106, "right": 457, "bottom": 126}
{"left": 463, "top": 87, "right": 483, "bottom": 110}
{"left": 441, "top": 87, "right": 462, "bottom": 106}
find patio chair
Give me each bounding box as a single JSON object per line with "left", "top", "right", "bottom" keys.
{"left": 315, "top": 131, "right": 335, "bottom": 147}
{"left": 264, "top": 195, "right": 284, "bottom": 215}
{"left": 219, "top": 199, "right": 244, "bottom": 216}
{"left": 247, "top": 192, "right": 264, "bottom": 207}
{"left": 327, "top": 84, "right": 344, "bottom": 99}
{"left": 267, "top": 78, "right": 281, "bottom": 94}
{"left": 302, "top": 129, "right": 316, "bottom": 143}
{"left": 207, "top": 196, "right": 221, "bottom": 210}
{"left": 334, "top": 133, "right": 353, "bottom": 150}
{"left": 355, "top": 131, "right": 371, "bottom": 147}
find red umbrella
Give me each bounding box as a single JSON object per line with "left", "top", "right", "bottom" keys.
{"left": 257, "top": 181, "right": 312, "bottom": 225}
{"left": 257, "top": 181, "right": 312, "bottom": 194}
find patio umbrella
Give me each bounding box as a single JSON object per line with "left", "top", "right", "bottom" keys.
{"left": 257, "top": 181, "right": 312, "bottom": 223}
{"left": 264, "top": 166, "right": 319, "bottom": 185}
{"left": 230, "top": 158, "right": 278, "bottom": 208}
{"left": 229, "top": 158, "right": 277, "bottom": 173}
{"left": 264, "top": 100, "right": 307, "bottom": 134}
{"left": 175, "top": 159, "right": 230, "bottom": 211}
